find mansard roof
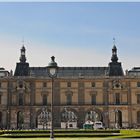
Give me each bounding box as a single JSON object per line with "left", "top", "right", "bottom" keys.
{"left": 128, "top": 67, "right": 140, "bottom": 76}
{"left": 14, "top": 44, "right": 124, "bottom": 77}
{"left": 29, "top": 66, "right": 109, "bottom": 77}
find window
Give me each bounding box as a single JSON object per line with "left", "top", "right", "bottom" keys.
{"left": 115, "top": 93, "right": 120, "bottom": 105}
{"left": 17, "top": 111, "right": 24, "bottom": 129}
{"left": 91, "top": 94, "right": 96, "bottom": 105}
{"left": 19, "top": 84, "right": 23, "bottom": 88}
{"left": 19, "top": 94, "right": 23, "bottom": 105}
{"left": 43, "top": 82, "right": 47, "bottom": 87}
{"left": 137, "top": 82, "right": 140, "bottom": 87}
{"left": 137, "top": 94, "right": 140, "bottom": 104}
{"left": 43, "top": 94, "right": 47, "bottom": 105}
{"left": 137, "top": 111, "right": 140, "bottom": 123}
{"left": 67, "top": 82, "right": 71, "bottom": 87}
{"left": 79, "top": 82, "right": 84, "bottom": 87}
{"left": 69, "top": 124, "right": 73, "bottom": 127}
{"left": 91, "top": 82, "right": 95, "bottom": 87}
{"left": 67, "top": 94, "right": 72, "bottom": 105}
{"left": 18, "top": 81, "right": 23, "bottom": 88}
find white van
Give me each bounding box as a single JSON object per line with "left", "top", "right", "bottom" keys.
{"left": 93, "top": 121, "right": 103, "bottom": 129}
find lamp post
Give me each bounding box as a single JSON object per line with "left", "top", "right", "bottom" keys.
{"left": 47, "top": 56, "right": 58, "bottom": 140}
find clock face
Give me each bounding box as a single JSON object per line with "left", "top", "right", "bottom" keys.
{"left": 49, "top": 68, "right": 56, "bottom": 76}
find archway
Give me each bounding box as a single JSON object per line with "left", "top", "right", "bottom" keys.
{"left": 36, "top": 108, "right": 51, "bottom": 129}
{"left": 0, "top": 112, "right": 2, "bottom": 128}
{"left": 17, "top": 111, "right": 24, "bottom": 129}
{"left": 84, "top": 110, "right": 103, "bottom": 129}
{"left": 85, "top": 110, "right": 102, "bottom": 122}
{"left": 117, "top": 110, "right": 122, "bottom": 128}
{"left": 61, "top": 107, "right": 77, "bottom": 129}
{"left": 137, "top": 111, "right": 140, "bottom": 123}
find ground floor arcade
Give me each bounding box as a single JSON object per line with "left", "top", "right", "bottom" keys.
{"left": 0, "top": 106, "right": 137, "bottom": 129}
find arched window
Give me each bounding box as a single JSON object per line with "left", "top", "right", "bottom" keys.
{"left": 116, "top": 110, "right": 122, "bottom": 128}
{"left": 17, "top": 111, "right": 24, "bottom": 129}
{"left": 137, "top": 111, "right": 140, "bottom": 123}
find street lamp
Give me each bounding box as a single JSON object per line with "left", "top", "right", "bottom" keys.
{"left": 47, "top": 56, "right": 58, "bottom": 140}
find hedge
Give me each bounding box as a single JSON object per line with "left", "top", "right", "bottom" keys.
{"left": 0, "top": 129, "right": 120, "bottom": 134}
{"left": 0, "top": 129, "right": 121, "bottom": 138}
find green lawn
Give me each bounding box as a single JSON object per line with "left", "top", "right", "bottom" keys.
{"left": 0, "top": 138, "right": 109, "bottom": 140}
{"left": 1, "top": 130, "right": 140, "bottom": 139}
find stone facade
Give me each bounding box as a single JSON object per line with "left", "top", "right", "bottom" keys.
{"left": 0, "top": 45, "right": 140, "bottom": 129}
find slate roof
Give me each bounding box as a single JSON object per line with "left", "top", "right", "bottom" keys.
{"left": 128, "top": 67, "right": 140, "bottom": 76}
{"left": 29, "top": 67, "right": 109, "bottom": 77}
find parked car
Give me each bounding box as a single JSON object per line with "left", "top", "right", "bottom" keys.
{"left": 83, "top": 120, "right": 93, "bottom": 129}
{"left": 93, "top": 121, "right": 104, "bottom": 129}
{"left": 83, "top": 121, "right": 103, "bottom": 129}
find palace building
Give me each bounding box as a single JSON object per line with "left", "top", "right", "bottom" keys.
{"left": 0, "top": 44, "right": 140, "bottom": 129}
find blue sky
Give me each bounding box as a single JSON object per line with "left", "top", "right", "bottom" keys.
{"left": 0, "top": 2, "right": 140, "bottom": 72}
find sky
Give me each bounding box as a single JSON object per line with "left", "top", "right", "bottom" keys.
{"left": 0, "top": 2, "right": 140, "bottom": 72}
